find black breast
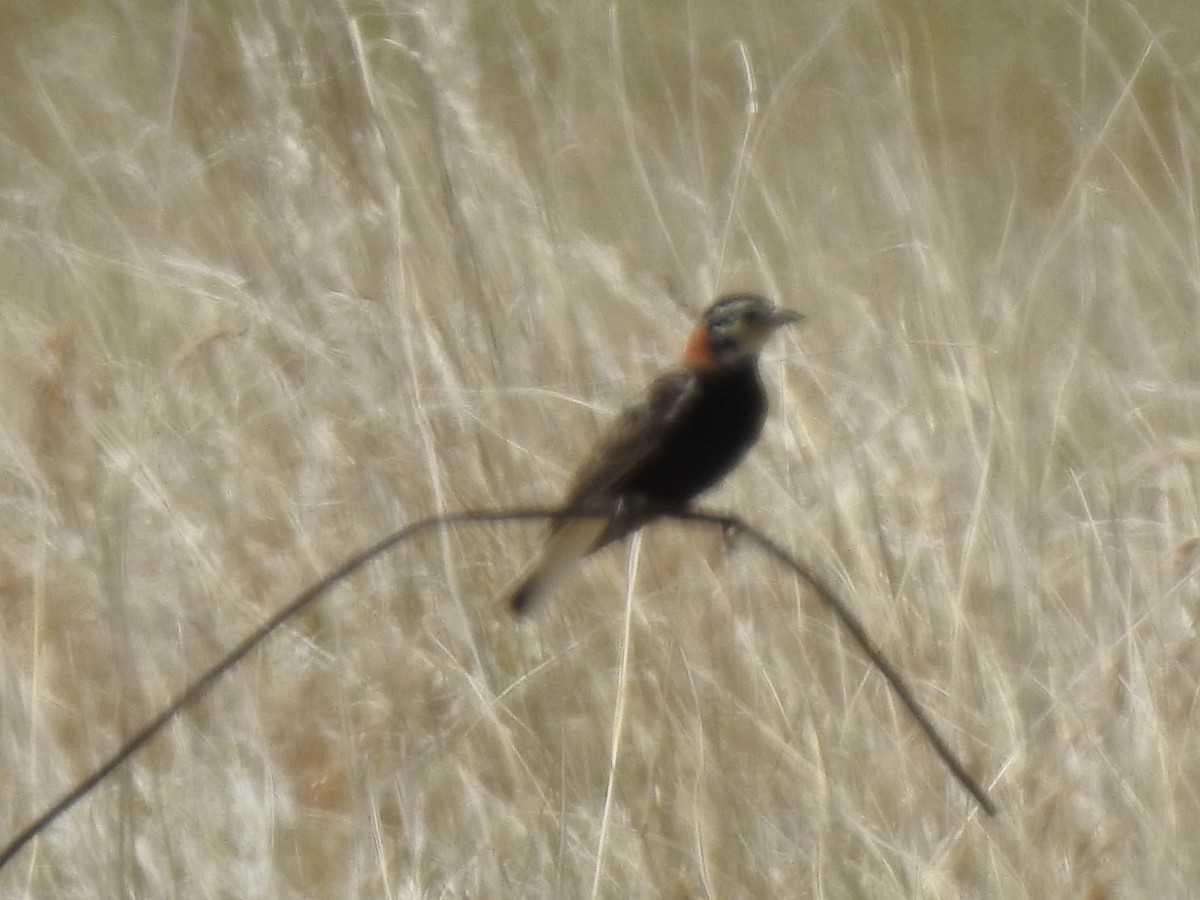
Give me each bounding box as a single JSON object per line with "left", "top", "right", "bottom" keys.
{"left": 624, "top": 364, "right": 767, "bottom": 505}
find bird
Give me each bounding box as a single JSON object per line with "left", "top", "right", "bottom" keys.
{"left": 505, "top": 293, "right": 803, "bottom": 614}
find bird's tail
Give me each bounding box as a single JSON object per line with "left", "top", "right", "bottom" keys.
{"left": 504, "top": 517, "right": 607, "bottom": 615}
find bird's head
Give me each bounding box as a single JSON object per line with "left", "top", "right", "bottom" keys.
{"left": 684, "top": 294, "right": 804, "bottom": 372}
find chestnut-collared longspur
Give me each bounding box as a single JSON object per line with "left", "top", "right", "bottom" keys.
{"left": 506, "top": 293, "right": 802, "bottom": 614}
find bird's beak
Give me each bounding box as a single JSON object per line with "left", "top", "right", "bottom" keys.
{"left": 768, "top": 308, "right": 805, "bottom": 329}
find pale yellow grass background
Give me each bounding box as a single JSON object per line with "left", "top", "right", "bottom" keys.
{"left": 2, "top": 0, "right": 1199, "bottom": 896}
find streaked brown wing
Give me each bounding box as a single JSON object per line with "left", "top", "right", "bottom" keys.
{"left": 560, "top": 367, "right": 698, "bottom": 511}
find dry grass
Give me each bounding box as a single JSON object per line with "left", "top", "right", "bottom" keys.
{"left": 2, "top": 0, "right": 1200, "bottom": 896}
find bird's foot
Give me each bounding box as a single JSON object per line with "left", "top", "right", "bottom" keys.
{"left": 717, "top": 515, "right": 745, "bottom": 552}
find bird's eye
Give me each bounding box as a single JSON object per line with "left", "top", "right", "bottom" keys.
{"left": 706, "top": 296, "right": 772, "bottom": 332}
{"left": 714, "top": 313, "right": 741, "bottom": 331}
